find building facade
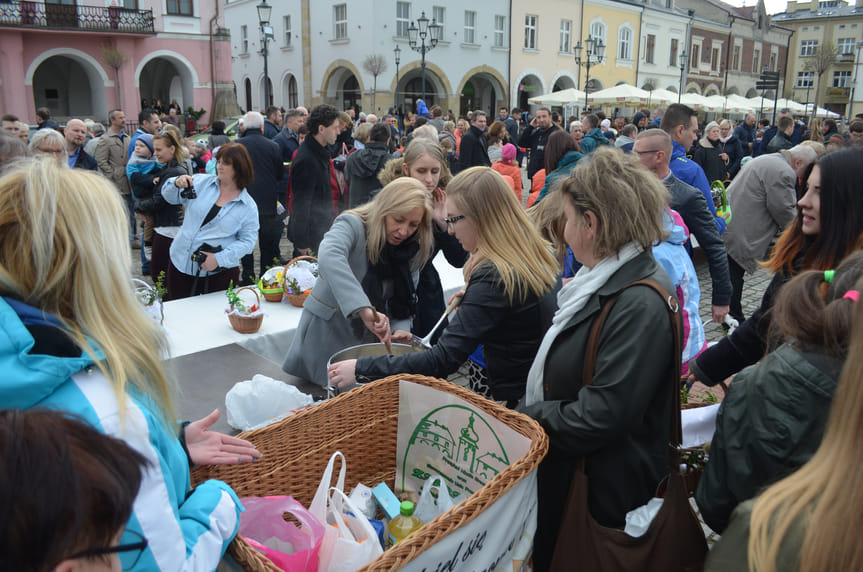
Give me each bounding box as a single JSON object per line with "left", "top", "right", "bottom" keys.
{"left": 224, "top": 0, "right": 510, "bottom": 117}
{"left": 0, "top": 0, "right": 238, "bottom": 125}
{"left": 774, "top": 0, "right": 863, "bottom": 118}
{"left": 636, "top": 1, "right": 692, "bottom": 95}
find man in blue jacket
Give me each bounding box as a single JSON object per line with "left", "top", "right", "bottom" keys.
{"left": 661, "top": 104, "right": 726, "bottom": 234}
{"left": 734, "top": 113, "right": 757, "bottom": 156}
{"left": 579, "top": 114, "right": 610, "bottom": 154}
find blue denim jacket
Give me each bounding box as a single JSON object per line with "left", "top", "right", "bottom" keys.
{"left": 162, "top": 174, "right": 259, "bottom": 276}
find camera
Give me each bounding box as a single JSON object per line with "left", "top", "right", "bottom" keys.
{"left": 181, "top": 183, "right": 197, "bottom": 199}
{"left": 191, "top": 243, "right": 223, "bottom": 267}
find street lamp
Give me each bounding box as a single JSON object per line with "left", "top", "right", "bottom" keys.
{"left": 678, "top": 50, "right": 688, "bottom": 103}
{"left": 407, "top": 11, "right": 441, "bottom": 103}
{"left": 574, "top": 35, "right": 606, "bottom": 109}
{"left": 394, "top": 45, "right": 401, "bottom": 113}
{"left": 257, "top": 0, "right": 273, "bottom": 109}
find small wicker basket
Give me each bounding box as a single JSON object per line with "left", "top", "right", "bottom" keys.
{"left": 191, "top": 373, "right": 548, "bottom": 571}
{"left": 257, "top": 279, "right": 284, "bottom": 303}
{"left": 283, "top": 255, "right": 317, "bottom": 307}
{"left": 227, "top": 286, "right": 264, "bottom": 334}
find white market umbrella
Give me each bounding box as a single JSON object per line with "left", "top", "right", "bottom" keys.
{"left": 649, "top": 88, "right": 682, "bottom": 105}
{"left": 587, "top": 84, "right": 665, "bottom": 107}
{"left": 680, "top": 93, "right": 720, "bottom": 112}
{"left": 804, "top": 104, "right": 840, "bottom": 119}
{"left": 774, "top": 98, "right": 807, "bottom": 115}
{"left": 747, "top": 96, "right": 776, "bottom": 115}
{"left": 703, "top": 94, "right": 755, "bottom": 115}
{"left": 527, "top": 88, "right": 587, "bottom": 106}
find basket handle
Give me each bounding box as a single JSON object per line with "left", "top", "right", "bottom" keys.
{"left": 285, "top": 255, "right": 318, "bottom": 270}
{"left": 232, "top": 285, "right": 261, "bottom": 311}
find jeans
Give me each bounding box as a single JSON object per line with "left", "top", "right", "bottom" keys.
{"left": 727, "top": 254, "right": 746, "bottom": 323}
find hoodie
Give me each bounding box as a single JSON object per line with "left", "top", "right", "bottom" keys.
{"left": 0, "top": 297, "right": 243, "bottom": 571}
{"left": 536, "top": 150, "right": 584, "bottom": 204}
{"left": 344, "top": 141, "right": 392, "bottom": 207}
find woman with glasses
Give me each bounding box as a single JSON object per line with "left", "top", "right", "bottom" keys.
{"left": 378, "top": 137, "right": 469, "bottom": 342}
{"left": 0, "top": 159, "right": 259, "bottom": 571}
{"left": 1, "top": 409, "right": 148, "bottom": 571}
{"left": 328, "top": 166, "right": 560, "bottom": 407}
{"left": 28, "top": 128, "right": 67, "bottom": 163}
{"left": 134, "top": 129, "right": 191, "bottom": 282}
{"left": 282, "top": 177, "right": 435, "bottom": 387}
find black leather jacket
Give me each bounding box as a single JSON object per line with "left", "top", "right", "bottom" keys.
{"left": 356, "top": 262, "right": 559, "bottom": 403}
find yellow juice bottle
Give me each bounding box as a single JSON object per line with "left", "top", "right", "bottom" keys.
{"left": 387, "top": 500, "right": 423, "bottom": 547}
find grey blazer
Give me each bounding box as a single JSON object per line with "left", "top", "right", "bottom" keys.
{"left": 282, "top": 213, "right": 419, "bottom": 386}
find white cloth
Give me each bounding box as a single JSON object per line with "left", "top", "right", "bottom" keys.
{"left": 524, "top": 242, "right": 643, "bottom": 406}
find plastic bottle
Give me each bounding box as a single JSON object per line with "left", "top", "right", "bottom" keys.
{"left": 388, "top": 500, "right": 423, "bottom": 547}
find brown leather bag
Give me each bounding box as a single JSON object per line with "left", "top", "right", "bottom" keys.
{"left": 549, "top": 279, "right": 708, "bottom": 572}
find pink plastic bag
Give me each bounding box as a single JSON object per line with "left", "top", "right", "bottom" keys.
{"left": 239, "top": 496, "right": 325, "bottom": 571}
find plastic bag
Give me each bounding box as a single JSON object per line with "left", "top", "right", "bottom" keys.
{"left": 226, "top": 374, "right": 315, "bottom": 431}
{"left": 238, "top": 495, "right": 325, "bottom": 572}
{"left": 414, "top": 474, "right": 455, "bottom": 523}
{"left": 624, "top": 497, "right": 664, "bottom": 537}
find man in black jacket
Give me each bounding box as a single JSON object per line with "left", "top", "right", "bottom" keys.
{"left": 345, "top": 123, "right": 391, "bottom": 207}
{"left": 263, "top": 105, "right": 282, "bottom": 139}
{"left": 518, "top": 107, "right": 560, "bottom": 180}
{"left": 634, "top": 129, "right": 732, "bottom": 325}
{"left": 237, "top": 111, "right": 284, "bottom": 284}
{"left": 64, "top": 119, "right": 98, "bottom": 171}
{"left": 288, "top": 104, "right": 340, "bottom": 257}
{"left": 274, "top": 108, "right": 303, "bottom": 206}
{"left": 455, "top": 110, "right": 490, "bottom": 173}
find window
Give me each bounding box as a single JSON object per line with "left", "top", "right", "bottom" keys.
{"left": 769, "top": 52, "right": 776, "bottom": 71}
{"left": 241, "top": 25, "right": 248, "bottom": 53}
{"left": 433, "top": 6, "right": 445, "bottom": 38}
{"left": 166, "top": 0, "right": 192, "bottom": 16}
{"left": 464, "top": 10, "right": 476, "bottom": 44}
{"left": 838, "top": 37, "right": 855, "bottom": 54}
{"left": 283, "top": 15, "right": 291, "bottom": 47}
{"left": 590, "top": 20, "right": 606, "bottom": 47}
{"left": 834, "top": 70, "right": 852, "bottom": 87}
{"left": 800, "top": 39, "right": 818, "bottom": 56}
{"left": 560, "top": 20, "right": 571, "bottom": 53}
{"left": 396, "top": 2, "right": 410, "bottom": 37}
{"left": 333, "top": 4, "right": 347, "bottom": 40}
{"left": 645, "top": 34, "right": 656, "bottom": 64}
{"left": 753, "top": 48, "right": 760, "bottom": 72}
{"left": 669, "top": 38, "right": 679, "bottom": 66}
{"left": 711, "top": 47, "right": 719, "bottom": 71}
{"left": 525, "top": 14, "right": 537, "bottom": 49}
{"left": 494, "top": 15, "right": 505, "bottom": 48}
{"left": 691, "top": 44, "right": 699, "bottom": 68}
{"left": 618, "top": 26, "right": 633, "bottom": 61}
{"left": 796, "top": 71, "right": 814, "bottom": 87}
{"left": 732, "top": 45, "right": 740, "bottom": 70}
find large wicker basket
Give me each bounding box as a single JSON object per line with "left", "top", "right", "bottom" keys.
{"left": 283, "top": 255, "right": 317, "bottom": 307}
{"left": 226, "top": 286, "right": 264, "bottom": 334}
{"left": 191, "top": 374, "right": 548, "bottom": 571}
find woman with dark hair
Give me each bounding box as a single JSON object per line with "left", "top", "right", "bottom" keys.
{"left": 0, "top": 409, "right": 148, "bottom": 571}
{"left": 134, "top": 129, "right": 191, "bottom": 282}
{"left": 208, "top": 120, "right": 231, "bottom": 150}
{"left": 485, "top": 120, "right": 509, "bottom": 163}
{"left": 161, "top": 142, "right": 260, "bottom": 300}
{"left": 533, "top": 129, "right": 583, "bottom": 205}
{"left": 697, "top": 251, "right": 863, "bottom": 536}
{"left": 689, "top": 147, "right": 863, "bottom": 386}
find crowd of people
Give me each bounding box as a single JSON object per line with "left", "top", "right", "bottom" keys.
{"left": 3, "top": 96, "right": 863, "bottom": 571}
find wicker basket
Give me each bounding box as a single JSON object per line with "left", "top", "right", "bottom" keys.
{"left": 191, "top": 374, "right": 548, "bottom": 571}
{"left": 257, "top": 279, "right": 284, "bottom": 303}
{"left": 227, "top": 286, "right": 264, "bottom": 334}
{"left": 283, "top": 255, "right": 317, "bottom": 307}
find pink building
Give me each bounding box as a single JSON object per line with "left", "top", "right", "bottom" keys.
{"left": 0, "top": 0, "right": 239, "bottom": 126}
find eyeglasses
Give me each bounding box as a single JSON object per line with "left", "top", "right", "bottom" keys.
{"left": 634, "top": 149, "right": 663, "bottom": 156}
{"left": 444, "top": 214, "right": 465, "bottom": 229}
{"left": 65, "top": 530, "right": 148, "bottom": 570}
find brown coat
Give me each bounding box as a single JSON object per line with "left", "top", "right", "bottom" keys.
{"left": 95, "top": 130, "right": 131, "bottom": 195}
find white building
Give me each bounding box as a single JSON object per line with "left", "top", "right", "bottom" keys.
{"left": 224, "top": 0, "right": 510, "bottom": 116}
{"left": 636, "top": 3, "right": 692, "bottom": 96}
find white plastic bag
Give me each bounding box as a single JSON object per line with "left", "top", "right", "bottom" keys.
{"left": 414, "top": 475, "right": 455, "bottom": 523}
{"left": 624, "top": 497, "right": 664, "bottom": 537}
{"left": 225, "top": 374, "right": 314, "bottom": 431}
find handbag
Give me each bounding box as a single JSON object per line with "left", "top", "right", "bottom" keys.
{"left": 549, "top": 279, "right": 708, "bottom": 572}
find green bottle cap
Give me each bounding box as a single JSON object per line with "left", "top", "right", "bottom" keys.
{"left": 400, "top": 500, "right": 414, "bottom": 516}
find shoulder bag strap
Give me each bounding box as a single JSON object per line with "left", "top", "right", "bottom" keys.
{"left": 581, "top": 279, "right": 683, "bottom": 463}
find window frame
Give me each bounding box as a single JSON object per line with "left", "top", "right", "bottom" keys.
{"left": 800, "top": 39, "right": 818, "bottom": 57}
{"left": 433, "top": 6, "right": 445, "bottom": 39}
{"left": 645, "top": 33, "right": 656, "bottom": 64}
{"left": 669, "top": 38, "right": 679, "bottom": 67}
{"left": 166, "top": 0, "right": 192, "bottom": 16}
{"left": 834, "top": 70, "right": 852, "bottom": 87}
{"left": 837, "top": 37, "right": 855, "bottom": 54}
{"left": 525, "top": 14, "right": 537, "bottom": 50}
{"left": 494, "top": 14, "right": 506, "bottom": 48}
{"left": 618, "top": 25, "right": 633, "bottom": 61}
{"left": 240, "top": 24, "right": 248, "bottom": 54}
{"left": 283, "top": 15, "right": 292, "bottom": 47}
{"left": 333, "top": 3, "right": 348, "bottom": 40}
{"left": 464, "top": 10, "right": 476, "bottom": 44}
{"left": 560, "top": 19, "right": 571, "bottom": 53}
{"left": 396, "top": 2, "right": 411, "bottom": 39}
{"left": 796, "top": 71, "right": 814, "bottom": 88}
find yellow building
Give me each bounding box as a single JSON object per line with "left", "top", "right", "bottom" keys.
{"left": 580, "top": 0, "right": 642, "bottom": 91}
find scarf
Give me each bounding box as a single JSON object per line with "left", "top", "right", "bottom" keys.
{"left": 719, "top": 134, "right": 732, "bottom": 144}
{"left": 361, "top": 239, "right": 419, "bottom": 321}
{"left": 524, "top": 242, "right": 643, "bottom": 406}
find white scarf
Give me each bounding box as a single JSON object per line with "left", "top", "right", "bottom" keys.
{"left": 524, "top": 242, "right": 643, "bottom": 406}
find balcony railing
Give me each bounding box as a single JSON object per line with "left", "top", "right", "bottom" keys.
{"left": 0, "top": 2, "right": 155, "bottom": 34}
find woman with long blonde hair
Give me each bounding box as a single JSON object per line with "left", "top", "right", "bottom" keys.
{"left": 706, "top": 273, "right": 863, "bottom": 571}
{"left": 282, "top": 177, "right": 434, "bottom": 386}
{"left": 328, "top": 167, "right": 560, "bottom": 407}
{"left": 0, "top": 158, "right": 259, "bottom": 569}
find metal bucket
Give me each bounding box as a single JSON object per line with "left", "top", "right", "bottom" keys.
{"left": 326, "top": 342, "right": 424, "bottom": 397}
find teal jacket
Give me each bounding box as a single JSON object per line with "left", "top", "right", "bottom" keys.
{"left": 0, "top": 297, "right": 243, "bottom": 570}
{"left": 536, "top": 150, "right": 584, "bottom": 204}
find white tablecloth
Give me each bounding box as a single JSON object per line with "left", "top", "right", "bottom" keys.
{"left": 163, "top": 252, "right": 466, "bottom": 357}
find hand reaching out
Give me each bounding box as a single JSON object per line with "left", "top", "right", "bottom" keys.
{"left": 184, "top": 409, "right": 261, "bottom": 465}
